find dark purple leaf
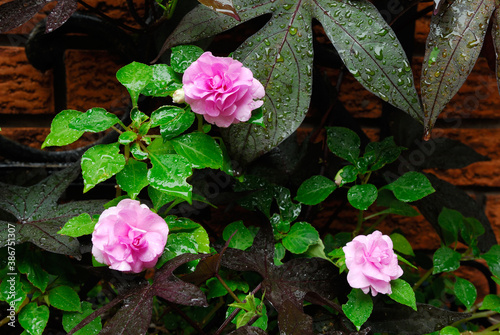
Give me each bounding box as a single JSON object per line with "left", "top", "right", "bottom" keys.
{"left": 493, "top": 6, "right": 500, "bottom": 95}
{"left": 221, "top": 225, "right": 341, "bottom": 334}
{"left": 198, "top": 0, "right": 240, "bottom": 21}
{"left": 0, "top": 165, "right": 106, "bottom": 258}
{"left": 421, "top": 0, "right": 495, "bottom": 136}
{"left": 161, "top": 0, "right": 420, "bottom": 164}
{"left": 45, "top": 0, "right": 77, "bottom": 33}
{"left": 68, "top": 253, "right": 209, "bottom": 335}
{"left": 365, "top": 302, "right": 470, "bottom": 335}
{"left": 0, "top": 0, "right": 50, "bottom": 33}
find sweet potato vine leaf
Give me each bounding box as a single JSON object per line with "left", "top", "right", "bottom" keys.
{"left": 68, "top": 253, "right": 209, "bottom": 335}
{"left": 0, "top": 165, "right": 106, "bottom": 259}
{"left": 421, "top": 0, "right": 495, "bottom": 135}
{"left": 221, "top": 225, "right": 342, "bottom": 334}
{"left": 198, "top": 0, "right": 240, "bottom": 21}
{"left": 0, "top": 0, "right": 77, "bottom": 34}
{"left": 161, "top": 0, "right": 422, "bottom": 164}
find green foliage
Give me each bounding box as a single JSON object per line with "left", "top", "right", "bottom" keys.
{"left": 294, "top": 175, "right": 337, "bottom": 205}
{"left": 223, "top": 221, "right": 255, "bottom": 250}
{"left": 18, "top": 302, "right": 50, "bottom": 335}
{"left": 389, "top": 279, "right": 417, "bottom": 311}
{"left": 281, "top": 222, "right": 319, "bottom": 254}
{"left": 385, "top": 172, "right": 435, "bottom": 202}
{"left": 69, "top": 107, "right": 121, "bottom": 133}
{"left": 433, "top": 246, "right": 461, "bottom": 274}
{"left": 62, "top": 302, "right": 102, "bottom": 335}
{"left": 81, "top": 143, "right": 125, "bottom": 192}
{"left": 116, "top": 158, "right": 149, "bottom": 199}
{"left": 48, "top": 285, "right": 82, "bottom": 312}
{"left": 453, "top": 277, "right": 476, "bottom": 310}
{"left": 347, "top": 184, "right": 377, "bottom": 210}
{"left": 342, "top": 288, "right": 373, "bottom": 331}
{"left": 116, "top": 61, "right": 153, "bottom": 107}
{"left": 42, "top": 110, "right": 84, "bottom": 148}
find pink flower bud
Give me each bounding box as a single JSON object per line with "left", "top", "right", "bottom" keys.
{"left": 182, "top": 52, "right": 265, "bottom": 127}
{"left": 92, "top": 199, "right": 169, "bottom": 273}
{"left": 343, "top": 230, "right": 403, "bottom": 296}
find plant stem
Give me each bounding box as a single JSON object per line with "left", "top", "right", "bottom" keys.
{"left": 413, "top": 268, "right": 433, "bottom": 291}
{"left": 353, "top": 210, "right": 364, "bottom": 237}
{"left": 364, "top": 213, "right": 389, "bottom": 234}
{"left": 197, "top": 114, "right": 204, "bottom": 132}
{"left": 450, "top": 310, "right": 498, "bottom": 328}
{"left": 216, "top": 273, "right": 242, "bottom": 303}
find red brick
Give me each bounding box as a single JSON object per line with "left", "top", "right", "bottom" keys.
{"left": 64, "top": 49, "right": 129, "bottom": 113}
{"left": 0, "top": 46, "right": 53, "bottom": 114}
{"left": 486, "top": 194, "right": 500, "bottom": 245}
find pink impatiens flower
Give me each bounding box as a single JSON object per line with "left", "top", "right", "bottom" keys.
{"left": 92, "top": 199, "right": 169, "bottom": 273}
{"left": 182, "top": 51, "right": 265, "bottom": 127}
{"left": 343, "top": 230, "right": 403, "bottom": 296}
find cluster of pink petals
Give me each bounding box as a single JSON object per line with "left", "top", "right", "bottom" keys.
{"left": 92, "top": 199, "right": 169, "bottom": 273}
{"left": 343, "top": 230, "right": 403, "bottom": 296}
{"left": 182, "top": 51, "right": 265, "bottom": 127}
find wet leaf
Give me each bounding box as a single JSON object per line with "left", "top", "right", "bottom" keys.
{"left": 386, "top": 171, "right": 434, "bottom": 202}
{"left": 141, "top": 64, "right": 182, "bottom": 97}
{"left": 365, "top": 302, "right": 470, "bottom": 335}
{"left": 0, "top": 0, "right": 49, "bottom": 33}
{"left": 223, "top": 221, "right": 255, "bottom": 250}
{"left": 116, "top": 62, "right": 153, "bottom": 107}
{"left": 48, "top": 285, "right": 82, "bottom": 312}
{"left": 170, "top": 45, "right": 205, "bottom": 73}
{"left": 342, "top": 288, "right": 373, "bottom": 330}
{"left": 116, "top": 159, "right": 149, "bottom": 199}
{"left": 17, "top": 250, "right": 50, "bottom": 292}
{"left": 282, "top": 222, "right": 319, "bottom": 254}
{"left": 389, "top": 279, "right": 417, "bottom": 311}
{"left": 68, "top": 254, "right": 208, "bottom": 335}
{"left": 81, "top": 143, "right": 126, "bottom": 192}
{"left": 0, "top": 271, "right": 27, "bottom": 311}
{"left": 62, "top": 301, "right": 102, "bottom": 335}
{"left": 326, "top": 127, "right": 361, "bottom": 164}
{"left": 222, "top": 224, "right": 342, "bottom": 334}
{"left": 161, "top": 0, "right": 420, "bottom": 164}
{"left": 150, "top": 106, "right": 196, "bottom": 141}
{"left": 171, "top": 132, "right": 223, "bottom": 169}
{"left": 347, "top": 184, "right": 378, "bottom": 210}
{"left": 42, "top": 110, "right": 85, "bottom": 148}
{"left": 295, "top": 175, "right": 337, "bottom": 205}
{"left": 433, "top": 246, "right": 461, "bottom": 274}
{"left": 454, "top": 277, "right": 476, "bottom": 310}
{"left": 198, "top": 0, "right": 240, "bottom": 21}
{"left": 421, "top": 0, "right": 495, "bottom": 133}
{"left": 0, "top": 165, "right": 106, "bottom": 258}
{"left": 58, "top": 213, "right": 95, "bottom": 238}
{"left": 70, "top": 107, "right": 121, "bottom": 133}
{"left": 18, "top": 302, "right": 49, "bottom": 335}
{"left": 45, "top": 0, "right": 77, "bottom": 33}
{"left": 481, "top": 245, "right": 500, "bottom": 278}
{"left": 147, "top": 153, "right": 193, "bottom": 203}
{"left": 480, "top": 294, "right": 500, "bottom": 313}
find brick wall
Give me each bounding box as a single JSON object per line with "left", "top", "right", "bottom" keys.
{"left": 0, "top": 1, "right": 499, "bottom": 252}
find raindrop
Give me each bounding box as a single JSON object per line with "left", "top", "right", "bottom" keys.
{"left": 283, "top": 3, "right": 293, "bottom": 10}
{"left": 289, "top": 27, "right": 298, "bottom": 35}
{"left": 467, "top": 40, "right": 480, "bottom": 48}
{"left": 276, "top": 53, "right": 284, "bottom": 62}
{"left": 264, "top": 39, "right": 271, "bottom": 46}
{"left": 374, "top": 46, "right": 383, "bottom": 60}
{"left": 434, "top": 71, "right": 441, "bottom": 78}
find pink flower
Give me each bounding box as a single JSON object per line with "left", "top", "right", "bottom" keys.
{"left": 182, "top": 51, "right": 265, "bottom": 127}
{"left": 343, "top": 230, "right": 403, "bottom": 296}
{"left": 92, "top": 199, "right": 169, "bottom": 273}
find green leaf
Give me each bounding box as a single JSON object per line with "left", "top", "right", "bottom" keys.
{"left": 274, "top": 242, "right": 286, "bottom": 266}
{"left": 81, "top": 143, "right": 125, "bottom": 192}
{"left": 63, "top": 301, "right": 102, "bottom": 335}
{"left": 342, "top": 288, "right": 373, "bottom": 331}
{"left": 171, "top": 132, "right": 223, "bottom": 169}
{"left": 147, "top": 138, "right": 175, "bottom": 156}
{"left": 439, "top": 326, "right": 461, "bottom": 335}
{"left": 116, "top": 62, "right": 153, "bottom": 106}
{"left": 0, "top": 272, "right": 27, "bottom": 311}
{"left": 326, "top": 127, "right": 360, "bottom": 164}
{"left": 17, "top": 251, "right": 50, "bottom": 293}
{"left": 364, "top": 137, "right": 404, "bottom": 171}
{"left": 116, "top": 159, "right": 149, "bottom": 199}
{"left": 247, "top": 107, "right": 265, "bottom": 127}
{"left": 389, "top": 279, "right": 417, "bottom": 311}
{"left": 461, "top": 217, "right": 485, "bottom": 247}
{"left": 130, "top": 142, "right": 149, "bottom": 160}
{"left": 18, "top": 302, "right": 49, "bottom": 335}
{"left": 69, "top": 107, "right": 120, "bottom": 133}
{"left": 150, "top": 106, "right": 196, "bottom": 141}
{"left": 454, "top": 277, "right": 476, "bottom": 310}
{"left": 421, "top": 0, "right": 495, "bottom": 133}
{"left": 481, "top": 245, "right": 500, "bottom": 278}
{"left": 141, "top": 64, "right": 182, "bottom": 97}
{"left": 170, "top": 45, "right": 205, "bottom": 73}
{"left": 222, "top": 221, "right": 255, "bottom": 250}
{"left": 48, "top": 285, "right": 82, "bottom": 312}
{"left": 207, "top": 274, "right": 250, "bottom": 299}
{"left": 347, "top": 184, "right": 377, "bottom": 210}
{"left": 147, "top": 153, "right": 193, "bottom": 203}
{"left": 294, "top": 175, "right": 337, "bottom": 205}
{"left": 42, "top": 110, "right": 84, "bottom": 148}
{"left": 148, "top": 186, "right": 176, "bottom": 211}
{"left": 376, "top": 189, "right": 420, "bottom": 217}
{"left": 118, "top": 131, "right": 137, "bottom": 145}
{"left": 227, "top": 294, "right": 268, "bottom": 331}
{"left": 479, "top": 294, "right": 500, "bottom": 313}
{"left": 386, "top": 171, "right": 435, "bottom": 202}
{"left": 390, "top": 233, "right": 415, "bottom": 257}
{"left": 58, "top": 213, "right": 95, "bottom": 238}
{"left": 438, "top": 207, "right": 463, "bottom": 246}
{"left": 282, "top": 222, "right": 319, "bottom": 254}
{"left": 433, "top": 246, "right": 461, "bottom": 274}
